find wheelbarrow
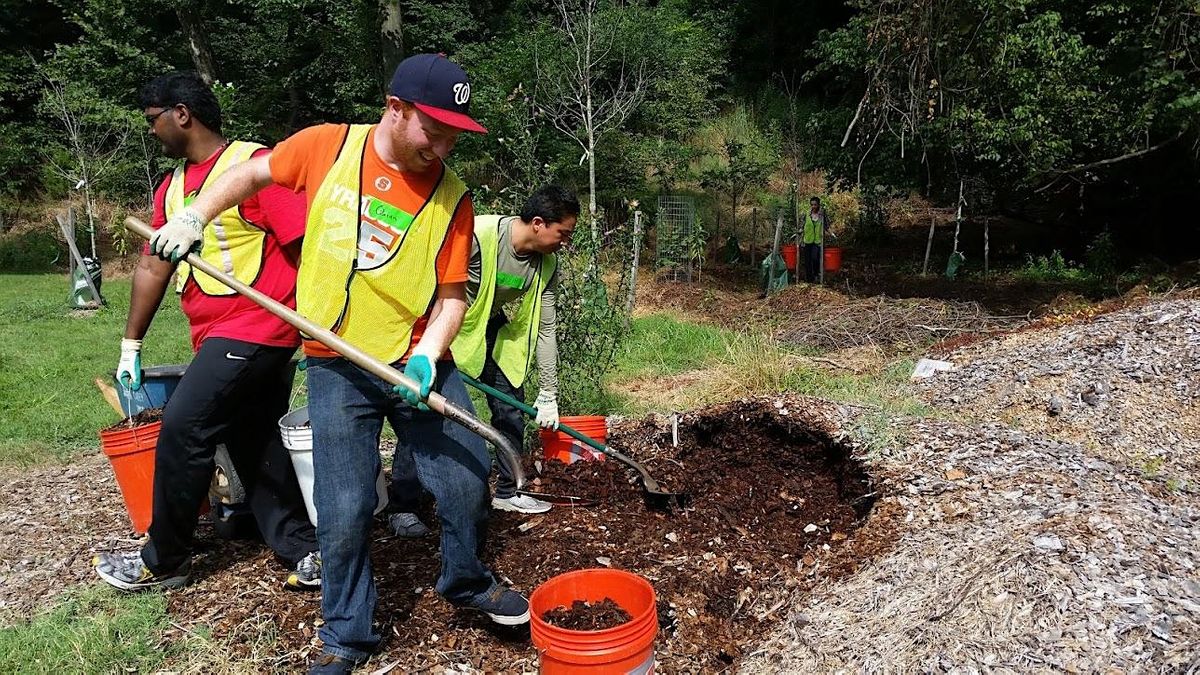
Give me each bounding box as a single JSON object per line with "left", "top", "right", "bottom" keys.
{"left": 460, "top": 374, "right": 691, "bottom": 511}
{"left": 124, "top": 217, "right": 527, "bottom": 492}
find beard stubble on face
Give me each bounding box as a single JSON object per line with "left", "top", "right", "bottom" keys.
{"left": 386, "top": 113, "right": 438, "bottom": 175}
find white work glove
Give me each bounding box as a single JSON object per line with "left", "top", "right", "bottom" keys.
{"left": 149, "top": 207, "right": 206, "bottom": 263}
{"left": 117, "top": 338, "right": 143, "bottom": 391}
{"left": 534, "top": 390, "right": 559, "bottom": 429}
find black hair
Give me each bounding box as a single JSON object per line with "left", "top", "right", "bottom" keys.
{"left": 520, "top": 185, "right": 580, "bottom": 225}
{"left": 138, "top": 71, "right": 222, "bottom": 133}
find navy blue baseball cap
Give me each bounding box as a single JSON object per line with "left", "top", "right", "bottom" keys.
{"left": 389, "top": 53, "right": 487, "bottom": 134}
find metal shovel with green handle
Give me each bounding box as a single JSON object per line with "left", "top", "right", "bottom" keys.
{"left": 459, "top": 373, "right": 691, "bottom": 511}
{"left": 124, "top": 217, "right": 526, "bottom": 491}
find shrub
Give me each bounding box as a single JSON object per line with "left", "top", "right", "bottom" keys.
{"left": 0, "top": 228, "right": 62, "bottom": 272}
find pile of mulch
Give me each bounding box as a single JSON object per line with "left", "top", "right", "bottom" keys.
{"left": 919, "top": 297, "right": 1200, "bottom": 479}
{"left": 101, "top": 407, "right": 164, "bottom": 431}
{"left": 157, "top": 397, "right": 896, "bottom": 672}
{"left": 542, "top": 598, "right": 631, "bottom": 631}
{"left": 635, "top": 277, "right": 1027, "bottom": 354}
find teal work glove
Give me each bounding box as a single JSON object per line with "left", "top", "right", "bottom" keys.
{"left": 395, "top": 354, "right": 436, "bottom": 410}
{"left": 117, "top": 338, "right": 143, "bottom": 391}
{"left": 149, "top": 207, "right": 205, "bottom": 263}
{"left": 296, "top": 357, "right": 307, "bottom": 372}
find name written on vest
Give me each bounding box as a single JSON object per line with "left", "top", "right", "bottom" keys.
{"left": 328, "top": 184, "right": 417, "bottom": 271}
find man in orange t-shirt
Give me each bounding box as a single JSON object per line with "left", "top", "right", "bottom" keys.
{"left": 148, "top": 54, "right": 527, "bottom": 674}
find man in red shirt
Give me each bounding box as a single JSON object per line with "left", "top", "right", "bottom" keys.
{"left": 93, "top": 71, "right": 319, "bottom": 592}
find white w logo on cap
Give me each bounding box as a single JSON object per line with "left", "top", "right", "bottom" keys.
{"left": 453, "top": 82, "right": 470, "bottom": 105}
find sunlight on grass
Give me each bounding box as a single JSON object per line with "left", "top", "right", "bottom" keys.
{"left": 609, "top": 313, "right": 931, "bottom": 451}
{"left": 0, "top": 274, "right": 192, "bottom": 465}
{"left": 0, "top": 586, "right": 175, "bottom": 672}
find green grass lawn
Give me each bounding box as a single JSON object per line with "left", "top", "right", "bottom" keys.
{"left": 0, "top": 273, "right": 192, "bottom": 465}
{"left": 0, "top": 587, "right": 178, "bottom": 672}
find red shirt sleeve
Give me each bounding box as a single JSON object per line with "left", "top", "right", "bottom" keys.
{"left": 435, "top": 194, "right": 474, "bottom": 284}
{"left": 242, "top": 147, "right": 307, "bottom": 246}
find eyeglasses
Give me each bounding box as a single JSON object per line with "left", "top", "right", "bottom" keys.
{"left": 144, "top": 108, "right": 171, "bottom": 126}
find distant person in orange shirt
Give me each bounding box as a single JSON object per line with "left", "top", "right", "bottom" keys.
{"left": 147, "top": 54, "right": 526, "bottom": 675}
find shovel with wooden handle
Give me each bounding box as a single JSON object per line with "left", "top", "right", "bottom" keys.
{"left": 124, "top": 217, "right": 525, "bottom": 490}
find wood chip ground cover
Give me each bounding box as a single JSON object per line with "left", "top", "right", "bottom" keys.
{"left": 541, "top": 598, "right": 631, "bottom": 631}
{"left": 0, "top": 397, "right": 894, "bottom": 673}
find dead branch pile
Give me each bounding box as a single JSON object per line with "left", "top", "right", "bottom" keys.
{"left": 774, "top": 296, "right": 1028, "bottom": 352}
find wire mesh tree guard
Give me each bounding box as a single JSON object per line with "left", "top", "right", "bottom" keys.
{"left": 656, "top": 195, "right": 697, "bottom": 282}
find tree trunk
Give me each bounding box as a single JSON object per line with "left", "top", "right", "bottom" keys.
{"left": 587, "top": 134, "right": 598, "bottom": 247}
{"left": 922, "top": 215, "right": 935, "bottom": 276}
{"left": 380, "top": 0, "right": 404, "bottom": 87}
{"left": 176, "top": 7, "right": 218, "bottom": 85}
{"left": 623, "top": 210, "right": 642, "bottom": 327}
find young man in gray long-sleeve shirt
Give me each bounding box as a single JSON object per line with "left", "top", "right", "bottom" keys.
{"left": 388, "top": 186, "right": 579, "bottom": 528}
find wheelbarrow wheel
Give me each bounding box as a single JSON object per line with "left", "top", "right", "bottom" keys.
{"left": 210, "top": 444, "right": 246, "bottom": 504}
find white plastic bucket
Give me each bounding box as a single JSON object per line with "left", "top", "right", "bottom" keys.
{"left": 280, "top": 406, "right": 388, "bottom": 526}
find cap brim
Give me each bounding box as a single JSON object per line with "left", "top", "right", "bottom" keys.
{"left": 413, "top": 103, "right": 487, "bottom": 134}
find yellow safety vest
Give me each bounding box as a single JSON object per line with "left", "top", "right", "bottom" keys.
{"left": 802, "top": 210, "right": 825, "bottom": 245}
{"left": 451, "top": 215, "right": 556, "bottom": 387}
{"left": 166, "top": 141, "right": 266, "bottom": 295}
{"left": 296, "top": 124, "right": 469, "bottom": 364}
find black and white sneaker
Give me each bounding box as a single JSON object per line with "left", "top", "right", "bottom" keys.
{"left": 93, "top": 551, "right": 190, "bottom": 592}
{"left": 285, "top": 551, "right": 321, "bottom": 590}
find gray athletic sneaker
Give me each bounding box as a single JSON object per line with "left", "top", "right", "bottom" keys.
{"left": 388, "top": 512, "right": 432, "bottom": 538}
{"left": 93, "top": 551, "right": 190, "bottom": 592}
{"left": 492, "top": 494, "right": 552, "bottom": 514}
{"left": 285, "top": 551, "right": 321, "bottom": 590}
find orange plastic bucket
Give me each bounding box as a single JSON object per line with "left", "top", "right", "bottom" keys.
{"left": 541, "top": 415, "right": 607, "bottom": 464}
{"left": 530, "top": 569, "right": 659, "bottom": 674}
{"left": 824, "top": 246, "right": 843, "bottom": 273}
{"left": 100, "top": 421, "right": 207, "bottom": 533}
{"left": 779, "top": 243, "right": 799, "bottom": 271}
{"left": 100, "top": 421, "right": 163, "bottom": 534}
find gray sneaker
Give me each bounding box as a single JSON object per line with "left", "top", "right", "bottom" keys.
{"left": 492, "top": 494, "right": 552, "bottom": 514}
{"left": 93, "top": 551, "right": 190, "bottom": 592}
{"left": 285, "top": 551, "right": 321, "bottom": 590}
{"left": 388, "top": 512, "right": 432, "bottom": 538}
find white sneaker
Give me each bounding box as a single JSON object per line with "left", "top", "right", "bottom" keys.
{"left": 491, "top": 494, "right": 552, "bottom": 514}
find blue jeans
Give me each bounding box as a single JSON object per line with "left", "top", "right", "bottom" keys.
{"left": 307, "top": 357, "right": 495, "bottom": 662}
{"left": 390, "top": 314, "right": 527, "bottom": 504}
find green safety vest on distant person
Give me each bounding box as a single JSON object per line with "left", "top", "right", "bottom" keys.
{"left": 802, "top": 210, "right": 825, "bottom": 245}
{"left": 451, "top": 215, "right": 557, "bottom": 387}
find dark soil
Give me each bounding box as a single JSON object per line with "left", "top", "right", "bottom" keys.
{"left": 541, "top": 598, "right": 632, "bottom": 631}
{"left": 164, "top": 398, "right": 900, "bottom": 672}
{"left": 102, "top": 407, "right": 163, "bottom": 431}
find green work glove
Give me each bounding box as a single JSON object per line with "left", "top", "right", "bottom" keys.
{"left": 395, "top": 354, "right": 436, "bottom": 411}
{"left": 117, "top": 338, "right": 143, "bottom": 391}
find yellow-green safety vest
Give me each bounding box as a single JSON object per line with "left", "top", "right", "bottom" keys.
{"left": 296, "top": 124, "right": 469, "bottom": 364}
{"left": 166, "top": 141, "right": 266, "bottom": 295}
{"left": 451, "top": 215, "right": 556, "bottom": 387}
{"left": 802, "top": 210, "right": 825, "bottom": 245}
